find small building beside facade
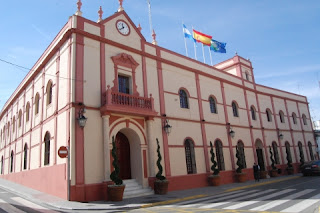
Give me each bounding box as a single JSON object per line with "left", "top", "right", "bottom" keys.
{"left": 0, "top": 3, "right": 318, "bottom": 202}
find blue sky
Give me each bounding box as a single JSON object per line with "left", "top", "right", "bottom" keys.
{"left": 0, "top": 0, "right": 319, "bottom": 123}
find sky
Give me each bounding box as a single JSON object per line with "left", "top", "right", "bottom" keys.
{"left": 0, "top": 0, "right": 319, "bottom": 124}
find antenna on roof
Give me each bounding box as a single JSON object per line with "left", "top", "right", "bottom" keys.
{"left": 147, "top": 0, "right": 154, "bottom": 43}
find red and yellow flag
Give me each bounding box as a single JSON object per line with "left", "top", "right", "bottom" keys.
{"left": 192, "top": 29, "right": 212, "bottom": 46}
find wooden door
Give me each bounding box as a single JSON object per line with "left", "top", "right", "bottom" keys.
{"left": 256, "top": 148, "right": 265, "bottom": 171}
{"left": 115, "top": 132, "right": 131, "bottom": 179}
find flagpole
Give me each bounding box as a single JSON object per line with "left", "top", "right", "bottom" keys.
{"left": 147, "top": 0, "right": 153, "bottom": 41}
{"left": 182, "top": 22, "right": 188, "bottom": 57}
{"left": 208, "top": 46, "right": 213, "bottom": 65}
{"left": 202, "top": 43, "right": 205, "bottom": 63}
{"left": 192, "top": 26, "right": 197, "bottom": 60}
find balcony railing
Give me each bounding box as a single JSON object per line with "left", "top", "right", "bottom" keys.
{"left": 101, "top": 87, "right": 157, "bottom": 117}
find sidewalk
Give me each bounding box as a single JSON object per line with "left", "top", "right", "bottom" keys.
{"left": 0, "top": 174, "right": 301, "bottom": 211}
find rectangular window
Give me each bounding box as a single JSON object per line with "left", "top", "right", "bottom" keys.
{"left": 118, "top": 75, "right": 130, "bottom": 94}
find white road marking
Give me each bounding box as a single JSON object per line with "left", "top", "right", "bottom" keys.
{"left": 281, "top": 193, "right": 320, "bottom": 213}
{"left": 0, "top": 198, "right": 26, "bottom": 213}
{"left": 199, "top": 202, "right": 230, "bottom": 208}
{"left": 11, "top": 197, "right": 58, "bottom": 212}
{"left": 250, "top": 189, "right": 315, "bottom": 211}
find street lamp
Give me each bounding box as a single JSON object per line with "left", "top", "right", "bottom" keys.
{"left": 77, "top": 103, "right": 87, "bottom": 128}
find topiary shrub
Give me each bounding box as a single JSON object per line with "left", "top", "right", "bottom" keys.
{"left": 210, "top": 141, "right": 219, "bottom": 175}
{"left": 236, "top": 145, "right": 243, "bottom": 173}
{"left": 286, "top": 146, "right": 293, "bottom": 169}
{"left": 299, "top": 147, "right": 305, "bottom": 168}
{"left": 156, "top": 138, "right": 166, "bottom": 181}
{"left": 269, "top": 146, "right": 277, "bottom": 170}
{"left": 110, "top": 136, "right": 123, "bottom": 185}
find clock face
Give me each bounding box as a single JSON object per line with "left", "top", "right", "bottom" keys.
{"left": 116, "top": 20, "right": 130, "bottom": 35}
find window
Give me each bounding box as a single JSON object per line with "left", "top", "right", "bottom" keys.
{"left": 292, "top": 113, "right": 297, "bottom": 124}
{"left": 298, "top": 141, "right": 305, "bottom": 163}
{"left": 118, "top": 75, "right": 130, "bottom": 94}
{"left": 12, "top": 116, "right": 15, "bottom": 133}
{"left": 279, "top": 111, "right": 285, "bottom": 123}
{"left": 10, "top": 151, "right": 14, "bottom": 173}
{"left": 285, "top": 142, "right": 292, "bottom": 164}
{"left": 184, "top": 139, "right": 196, "bottom": 174}
{"left": 266, "top": 109, "right": 272, "bottom": 122}
{"left": 26, "top": 102, "right": 30, "bottom": 122}
{"left": 209, "top": 96, "right": 217, "bottom": 114}
{"left": 272, "top": 142, "right": 280, "bottom": 164}
{"left": 237, "top": 141, "right": 247, "bottom": 168}
{"left": 308, "top": 141, "right": 314, "bottom": 161}
{"left": 302, "top": 114, "right": 307, "bottom": 125}
{"left": 18, "top": 110, "right": 22, "bottom": 127}
{"left": 250, "top": 106, "right": 256, "bottom": 121}
{"left": 44, "top": 132, "right": 50, "bottom": 165}
{"left": 179, "top": 89, "right": 189, "bottom": 109}
{"left": 215, "top": 140, "right": 225, "bottom": 170}
{"left": 245, "top": 72, "right": 249, "bottom": 81}
{"left": 23, "top": 143, "right": 28, "bottom": 170}
{"left": 46, "top": 81, "right": 53, "bottom": 106}
{"left": 7, "top": 122, "right": 10, "bottom": 135}
{"left": 0, "top": 156, "right": 3, "bottom": 175}
{"left": 35, "top": 93, "right": 40, "bottom": 115}
{"left": 232, "top": 101, "right": 239, "bottom": 117}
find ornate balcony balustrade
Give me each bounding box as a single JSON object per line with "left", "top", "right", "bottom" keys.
{"left": 101, "top": 86, "right": 157, "bottom": 118}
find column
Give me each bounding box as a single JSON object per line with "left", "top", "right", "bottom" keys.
{"left": 102, "top": 115, "right": 111, "bottom": 181}
{"left": 146, "top": 119, "right": 155, "bottom": 177}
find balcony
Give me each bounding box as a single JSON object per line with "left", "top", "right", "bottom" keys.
{"left": 100, "top": 88, "right": 158, "bottom": 118}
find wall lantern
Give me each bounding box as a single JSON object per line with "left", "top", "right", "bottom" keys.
{"left": 163, "top": 119, "right": 172, "bottom": 135}
{"left": 279, "top": 133, "right": 284, "bottom": 140}
{"left": 77, "top": 103, "right": 87, "bottom": 128}
{"left": 229, "top": 128, "right": 235, "bottom": 138}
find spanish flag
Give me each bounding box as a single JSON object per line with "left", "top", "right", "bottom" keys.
{"left": 193, "top": 29, "right": 212, "bottom": 46}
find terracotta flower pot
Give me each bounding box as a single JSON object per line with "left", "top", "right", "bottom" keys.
{"left": 208, "top": 175, "right": 221, "bottom": 186}
{"left": 154, "top": 180, "right": 169, "bottom": 195}
{"left": 235, "top": 172, "right": 247, "bottom": 183}
{"left": 269, "top": 169, "right": 278, "bottom": 177}
{"left": 259, "top": 171, "right": 268, "bottom": 179}
{"left": 108, "top": 185, "right": 125, "bottom": 201}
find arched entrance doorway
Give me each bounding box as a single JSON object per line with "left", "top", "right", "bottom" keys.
{"left": 115, "top": 132, "right": 131, "bottom": 180}
{"left": 255, "top": 140, "right": 265, "bottom": 171}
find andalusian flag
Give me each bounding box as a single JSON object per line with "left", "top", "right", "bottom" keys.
{"left": 192, "top": 29, "right": 212, "bottom": 46}
{"left": 210, "top": 39, "right": 227, "bottom": 53}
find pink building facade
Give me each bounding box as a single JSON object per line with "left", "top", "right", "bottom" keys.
{"left": 0, "top": 6, "right": 317, "bottom": 202}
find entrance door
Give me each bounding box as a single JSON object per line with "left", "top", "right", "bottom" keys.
{"left": 115, "top": 132, "right": 131, "bottom": 179}
{"left": 256, "top": 148, "right": 265, "bottom": 171}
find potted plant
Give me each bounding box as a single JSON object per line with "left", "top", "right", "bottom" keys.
{"left": 269, "top": 146, "right": 278, "bottom": 177}
{"left": 208, "top": 141, "right": 221, "bottom": 186}
{"left": 108, "top": 136, "right": 125, "bottom": 201}
{"left": 285, "top": 146, "right": 294, "bottom": 175}
{"left": 235, "top": 145, "right": 246, "bottom": 182}
{"left": 154, "top": 138, "right": 169, "bottom": 195}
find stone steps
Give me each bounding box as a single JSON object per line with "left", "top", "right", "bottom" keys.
{"left": 123, "top": 179, "right": 154, "bottom": 199}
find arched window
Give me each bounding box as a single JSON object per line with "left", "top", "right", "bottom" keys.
{"left": 184, "top": 139, "right": 196, "bottom": 174}
{"left": 285, "top": 142, "right": 292, "bottom": 164}
{"left": 302, "top": 114, "right": 307, "bottom": 125}
{"left": 215, "top": 140, "right": 225, "bottom": 170}
{"left": 266, "top": 109, "right": 272, "bottom": 122}
{"left": 35, "top": 93, "right": 40, "bottom": 115}
{"left": 12, "top": 116, "right": 15, "bottom": 133}
{"left": 232, "top": 101, "right": 239, "bottom": 117}
{"left": 272, "top": 142, "right": 280, "bottom": 164}
{"left": 292, "top": 112, "right": 297, "bottom": 124}
{"left": 298, "top": 141, "right": 305, "bottom": 163}
{"left": 0, "top": 156, "right": 3, "bottom": 175}
{"left": 7, "top": 122, "right": 10, "bottom": 135}
{"left": 179, "top": 89, "right": 189, "bottom": 109}
{"left": 10, "top": 151, "right": 14, "bottom": 173}
{"left": 0, "top": 130, "right": 2, "bottom": 145}
{"left": 26, "top": 102, "right": 30, "bottom": 122}
{"left": 250, "top": 106, "right": 256, "bottom": 121}
{"left": 46, "top": 81, "right": 53, "bottom": 106}
{"left": 23, "top": 143, "right": 28, "bottom": 170}
{"left": 279, "top": 111, "right": 285, "bottom": 123}
{"left": 44, "top": 132, "right": 50, "bottom": 165}
{"left": 245, "top": 72, "right": 249, "bottom": 81}
{"left": 237, "top": 141, "right": 247, "bottom": 168}
{"left": 308, "top": 141, "right": 314, "bottom": 161}
{"left": 209, "top": 96, "right": 217, "bottom": 114}
{"left": 18, "top": 110, "right": 22, "bottom": 127}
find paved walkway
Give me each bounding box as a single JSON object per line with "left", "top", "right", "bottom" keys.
{"left": 0, "top": 174, "right": 301, "bottom": 211}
